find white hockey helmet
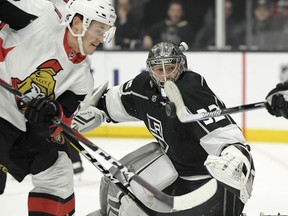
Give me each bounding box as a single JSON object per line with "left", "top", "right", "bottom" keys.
{"left": 66, "top": 0, "right": 116, "bottom": 28}
{"left": 65, "top": 0, "right": 117, "bottom": 54}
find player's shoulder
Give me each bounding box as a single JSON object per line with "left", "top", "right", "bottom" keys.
{"left": 135, "top": 71, "right": 150, "bottom": 80}
{"left": 183, "top": 70, "right": 203, "bottom": 79}
{"left": 132, "top": 71, "right": 151, "bottom": 88}
{"left": 176, "top": 71, "right": 213, "bottom": 99}
{"left": 177, "top": 71, "right": 207, "bottom": 88}
{"left": 12, "top": 0, "right": 55, "bottom": 16}
{"left": 121, "top": 71, "right": 152, "bottom": 95}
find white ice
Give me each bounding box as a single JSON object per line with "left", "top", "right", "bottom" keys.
{"left": 0, "top": 138, "right": 288, "bottom": 216}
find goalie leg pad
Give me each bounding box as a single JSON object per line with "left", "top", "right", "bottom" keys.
{"left": 99, "top": 142, "right": 178, "bottom": 216}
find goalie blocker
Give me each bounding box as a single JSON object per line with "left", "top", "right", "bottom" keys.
{"left": 72, "top": 81, "right": 108, "bottom": 133}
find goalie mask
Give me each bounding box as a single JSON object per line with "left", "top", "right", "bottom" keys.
{"left": 146, "top": 42, "right": 187, "bottom": 88}
{"left": 66, "top": 0, "right": 117, "bottom": 54}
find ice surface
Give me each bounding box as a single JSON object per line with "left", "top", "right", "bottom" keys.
{"left": 1, "top": 138, "right": 287, "bottom": 216}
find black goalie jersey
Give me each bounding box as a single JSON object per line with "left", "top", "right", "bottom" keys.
{"left": 100, "top": 71, "right": 247, "bottom": 177}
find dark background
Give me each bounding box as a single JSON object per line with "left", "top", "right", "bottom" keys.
{"left": 142, "top": 0, "right": 246, "bottom": 34}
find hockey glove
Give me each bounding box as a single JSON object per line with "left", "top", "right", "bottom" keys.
{"left": 82, "top": 80, "right": 108, "bottom": 109}
{"left": 204, "top": 144, "right": 255, "bottom": 203}
{"left": 25, "top": 97, "right": 62, "bottom": 128}
{"left": 72, "top": 104, "right": 106, "bottom": 133}
{"left": 265, "top": 82, "right": 288, "bottom": 118}
{"left": 71, "top": 81, "right": 108, "bottom": 132}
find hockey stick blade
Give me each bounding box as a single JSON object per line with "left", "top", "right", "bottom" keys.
{"left": 164, "top": 80, "right": 266, "bottom": 123}
{"left": 0, "top": 78, "right": 218, "bottom": 214}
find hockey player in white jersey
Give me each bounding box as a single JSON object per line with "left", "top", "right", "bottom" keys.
{"left": 78, "top": 42, "right": 255, "bottom": 215}
{"left": 0, "top": 0, "right": 116, "bottom": 215}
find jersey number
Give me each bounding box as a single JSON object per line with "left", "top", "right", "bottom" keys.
{"left": 197, "top": 104, "right": 225, "bottom": 125}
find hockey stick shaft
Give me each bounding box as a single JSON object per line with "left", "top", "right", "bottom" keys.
{"left": 64, "top": 126, "right": 218, "bottom": 212}
{"left": 57, "top": 118, "right": 174, "bottom": 207}
{"left": 62, "top": 131, "right": 217, "bottom": 216}
{"left": 182, "top": 101, "right": 266, "bottom": 123}
{"left": 62, "top": 133, "right": 161, "bottom": 216}
{"left": 0, "top": 78, "right": 219, "bottom": 213}
{"left": 164, "top": 80, "right": 266, "bottom": 123}
{"left": 0, "top": 78, "right": 162, "bottom": 215}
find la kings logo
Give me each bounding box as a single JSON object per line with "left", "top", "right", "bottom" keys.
{"left": 147, "top": 114, "right": 169, "bottom": 152}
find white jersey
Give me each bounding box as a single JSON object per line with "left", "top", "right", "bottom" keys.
{"left": 49, "top": 0, "right": 70, "bottom": 23}
{"left": 0, "top": 0, "right": 94, "bottom": 131}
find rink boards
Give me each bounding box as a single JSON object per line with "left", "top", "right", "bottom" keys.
{"left": 87, "top": 51, "right": 288, "bottom": 143}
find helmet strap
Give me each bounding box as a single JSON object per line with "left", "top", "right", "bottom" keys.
{"left": 77, "top": 36, "right": 86, "bottom": 55}
{"left": 67, "top": 24, "right": 86, "bottom": 55}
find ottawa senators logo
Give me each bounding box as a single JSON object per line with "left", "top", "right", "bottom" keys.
{"left": 12, "top": 59, "right": 63, "bottom": 110}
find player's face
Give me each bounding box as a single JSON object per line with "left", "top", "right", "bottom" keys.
{"left": 151, "top": 64, "right": 179, "bottom": 83}
{"left": 82, "top": 21, "right": 110, "bottom": 55}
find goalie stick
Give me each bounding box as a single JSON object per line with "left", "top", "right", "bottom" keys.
{"left": 0, "top": 78, "right": 218, "bottom": 215}
{"left": 164, "top": 80, "right": 266, "bottom": 123}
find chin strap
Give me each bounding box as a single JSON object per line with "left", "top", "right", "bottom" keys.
{"left": 67, "top": 24, "right": 86, "bottom": 55}
{"left": 77, "top": 36, "right": 85, "bottom": 55}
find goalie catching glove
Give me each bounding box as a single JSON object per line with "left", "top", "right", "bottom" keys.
{"left": 72, "top": 81, "right": 108, "bottom": 133}
{"left": 265, "top": 81, "right": 288, "bottom": 118}
{"left": 204, "top": 144, "right": 255, "bottom": 204}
